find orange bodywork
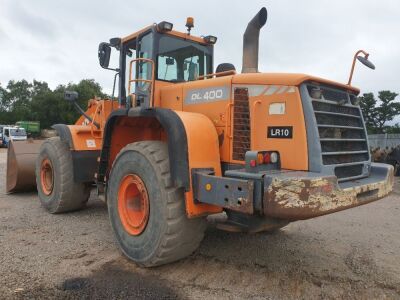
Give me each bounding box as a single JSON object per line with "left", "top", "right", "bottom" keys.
{"left": 68, "top": 99, "right": 114, "bottom": 151}
{"left": 174, "top": 111, "right": 223, "bottom": 217}
{"left": 67, "top": 69, "right": 360, "bottom": 217}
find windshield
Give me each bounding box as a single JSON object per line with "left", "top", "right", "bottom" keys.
{"left": 10, "top": 128, "right": 26, "bottom": 136}
{"left": 157, "top": 35, "right": 212, "bottom": 82}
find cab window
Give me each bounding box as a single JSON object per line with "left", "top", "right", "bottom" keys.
{"left": 157, "top": 35, "right": 212, "bottom": 82}
{"left": 124, "top": 40, "right": 136, "bottom": 97}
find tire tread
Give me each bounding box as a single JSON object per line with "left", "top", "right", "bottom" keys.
{"left": 111, "top": 141, "right": 206, "bottom": 267}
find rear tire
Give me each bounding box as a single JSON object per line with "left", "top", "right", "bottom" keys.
{"left": 36, "top": 137, "right": 90, "bottom": 213}
{"left": 107, "top": 141, "right": 207, "bottom": 267}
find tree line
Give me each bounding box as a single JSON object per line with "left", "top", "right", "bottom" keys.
{"left": 359, "top": 91, "right": 400, "bottom": 134}
{"left": 0, "top": 79, "right": 399, "bottom": 133}
{"left": 0, "top": 79, "right": 107, "bottom": 129}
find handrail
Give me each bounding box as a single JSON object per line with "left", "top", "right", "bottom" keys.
{"left": 128, "top": 58, "right": 155, "bottom": 107}
{"left": 198, "top": 70, "right": 236, "bottom": 80}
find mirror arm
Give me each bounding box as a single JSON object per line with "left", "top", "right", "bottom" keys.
{"left": 347, "top": 49, "right": 369, "bottom": 85}
{"left": 102, "top": 67, "right": 120, "bottom": 72}
{"left": 111, "top": 71, "right": 119, "bottom": 101}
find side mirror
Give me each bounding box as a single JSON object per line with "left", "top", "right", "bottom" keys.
{"left": 356, "top": 56, "right": 375, "bottom": 70}
{"left": 98, "top": 42, "right": 111, "bottom": 68}
{"left": 64, "top": 91, "right": 79, "bottom": 102}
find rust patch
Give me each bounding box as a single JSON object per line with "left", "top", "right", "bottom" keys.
{"left": 264, "top": 166, "right": 394, "bottom": 220}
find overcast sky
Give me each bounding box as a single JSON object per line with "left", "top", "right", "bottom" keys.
{"left": 0, "top": 0, "right": 399, "bottom": 98}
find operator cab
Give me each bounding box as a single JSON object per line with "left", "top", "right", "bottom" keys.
{"left": 98, "top": 21, "right": 217, "bottom": 108}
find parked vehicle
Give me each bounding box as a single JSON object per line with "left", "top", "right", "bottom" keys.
{"left": 2, "top": 127, "right": 27, "bottom": 147}
{"left": 15, "top": 121, "right": 40, "bottom": 137}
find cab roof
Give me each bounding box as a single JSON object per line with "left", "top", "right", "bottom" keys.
{"left": 121, "top": 24, "right": 208, "bottom": 45}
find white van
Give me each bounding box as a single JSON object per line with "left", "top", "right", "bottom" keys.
{"left": 2, "top": 127, "right": 27, "bottom": 147}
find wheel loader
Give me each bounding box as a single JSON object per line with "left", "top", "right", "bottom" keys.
{"left": 6, "top": 7, "right": 394, "bottom": 267}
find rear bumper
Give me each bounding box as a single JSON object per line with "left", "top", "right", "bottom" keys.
{"left": 263, "top": 163, "right": 394, "bottom": 220}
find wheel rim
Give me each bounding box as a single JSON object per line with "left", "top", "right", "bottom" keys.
{"left": 118, "top": 174, "right": 150, "bottom": 236}
{"left": 40, "top": 158, "right": 54, "bottom": 195}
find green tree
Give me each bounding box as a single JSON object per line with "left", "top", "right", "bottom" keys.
{"left": 360, "top": 90, "right": 400, "bottom": 133}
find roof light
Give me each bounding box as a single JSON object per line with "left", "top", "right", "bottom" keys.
{"left": 186, "top": 17, "right": 194, "bottom": 34}
{"left": 157, "top": 21, "right": 173, "bottom": 32}
{"left": 204, "top": 35, "right": 217, "bottom": 44}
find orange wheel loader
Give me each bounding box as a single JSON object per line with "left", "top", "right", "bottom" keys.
{"left": 8, "top": 7, "right": 394, "bottom": 267}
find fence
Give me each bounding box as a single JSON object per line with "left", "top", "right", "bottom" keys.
{"left": 368, "top": 134, "right": 400, "bottom": 149}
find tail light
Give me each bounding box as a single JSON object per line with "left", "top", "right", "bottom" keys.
{"left": 246, "top": 151, "right": 280, "bottom": 172}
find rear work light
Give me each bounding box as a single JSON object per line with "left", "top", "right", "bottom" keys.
{"left": 157, "top": 21, "right": 173, "bottom": 32}
{"left": 204, "top": 35, "right": 217, "bottom": 44}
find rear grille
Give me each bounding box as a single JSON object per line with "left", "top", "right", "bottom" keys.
{"left": 307, "top": 85, "right": 349, "bottom": 103}
{"left": 335, "top": 164, "right": 364, "bottom": 179}
{"left": 313, "top": 101, "right": 360, "bottom": 116}
{"left": 315, "top": 114, "right": 361, "bottom": 127}
{"left": 322, "top": 153, "right": 369, "bottom": 165}
{"left": 232, "top": 88, "right": 250, "bottom": 161}
{"left": 307, "top": 84, "right": 369, "bottom": 181}
{"left": 321, "top": 141, "right": 367, "bottom": 152}
{"left": 318, "top": 127, "right": 365, "bottom": 139}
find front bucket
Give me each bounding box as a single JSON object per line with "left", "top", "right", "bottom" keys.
{"left": 6, "top": 139, "right": 44, "bottom": 193}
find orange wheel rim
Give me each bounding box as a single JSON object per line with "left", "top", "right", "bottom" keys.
{"left": 40, "top": 158, "right": 53, "bottom": 195}
{"left": 117, "top": 174, "right": 149, "bottom": 236}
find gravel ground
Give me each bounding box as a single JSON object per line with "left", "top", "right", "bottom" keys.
{"left": 0, "top": 147, "right": 399, "bottom": 299}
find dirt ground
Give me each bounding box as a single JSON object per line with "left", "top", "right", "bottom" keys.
{"left": 0, "top": 147, "right": 399, "bottom": 300}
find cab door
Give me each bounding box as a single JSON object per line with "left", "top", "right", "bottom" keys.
{"left": 124, "top": 31, "right": 155, "bottom": 108}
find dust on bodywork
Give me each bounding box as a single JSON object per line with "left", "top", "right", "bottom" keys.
{"left": 264, "top": 163, "right": 394, "bottom": 220}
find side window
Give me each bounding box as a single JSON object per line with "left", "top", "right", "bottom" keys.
{"left": 4, "top": 129, "right": 9, "bottom": 137}
{"left": 157, "top": 56, "right": 178, "bottom": 81}
{"left": 125, "top": 44, "right": 136, "bottom": 97}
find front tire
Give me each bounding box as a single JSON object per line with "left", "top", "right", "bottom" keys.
{"left": 35, "top": 137, "right": 90, "bottom": 213}
{"left": 107, "top": 141, "right": 207, "bottom": 267}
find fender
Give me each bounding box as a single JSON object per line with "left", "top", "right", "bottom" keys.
{"left": 52, "top": 124, "right": 100, "bottom": 183}
{"left": 52, "top": 124, "right": 74, "bottom": 149}
{"left": 97, "top": 107, "right": 222, "bottom": 217}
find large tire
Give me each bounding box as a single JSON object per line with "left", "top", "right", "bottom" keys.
{"left": 107, "top": 141, "right": 207, "bottom": 267}
{"left": 35, "top": 137, "right": 90, "bottom": 213}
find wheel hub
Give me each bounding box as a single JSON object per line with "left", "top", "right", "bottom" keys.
{"left": 118, "top": 174, "right": 149, "bottom": 236}
{"left": 40, "top": 158, "right": 54, "bottom": 195}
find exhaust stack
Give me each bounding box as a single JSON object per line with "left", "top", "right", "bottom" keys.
{"left": 241, "top": 7, "right": 268, "bottom": 73}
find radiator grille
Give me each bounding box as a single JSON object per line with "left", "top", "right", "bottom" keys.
{"left": 307, "top": 84, "right": 369, "bottom": 181}
{"left": 233, "top": 88, "right": 250, "bottom": 161}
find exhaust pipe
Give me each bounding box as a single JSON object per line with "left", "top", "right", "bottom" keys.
{"left": 242, "top": 7, "right": 268, "bottom": 73}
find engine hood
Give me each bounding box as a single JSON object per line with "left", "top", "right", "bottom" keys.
{"left": 232, "top": 73, "right": 360, "bottom": 94}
